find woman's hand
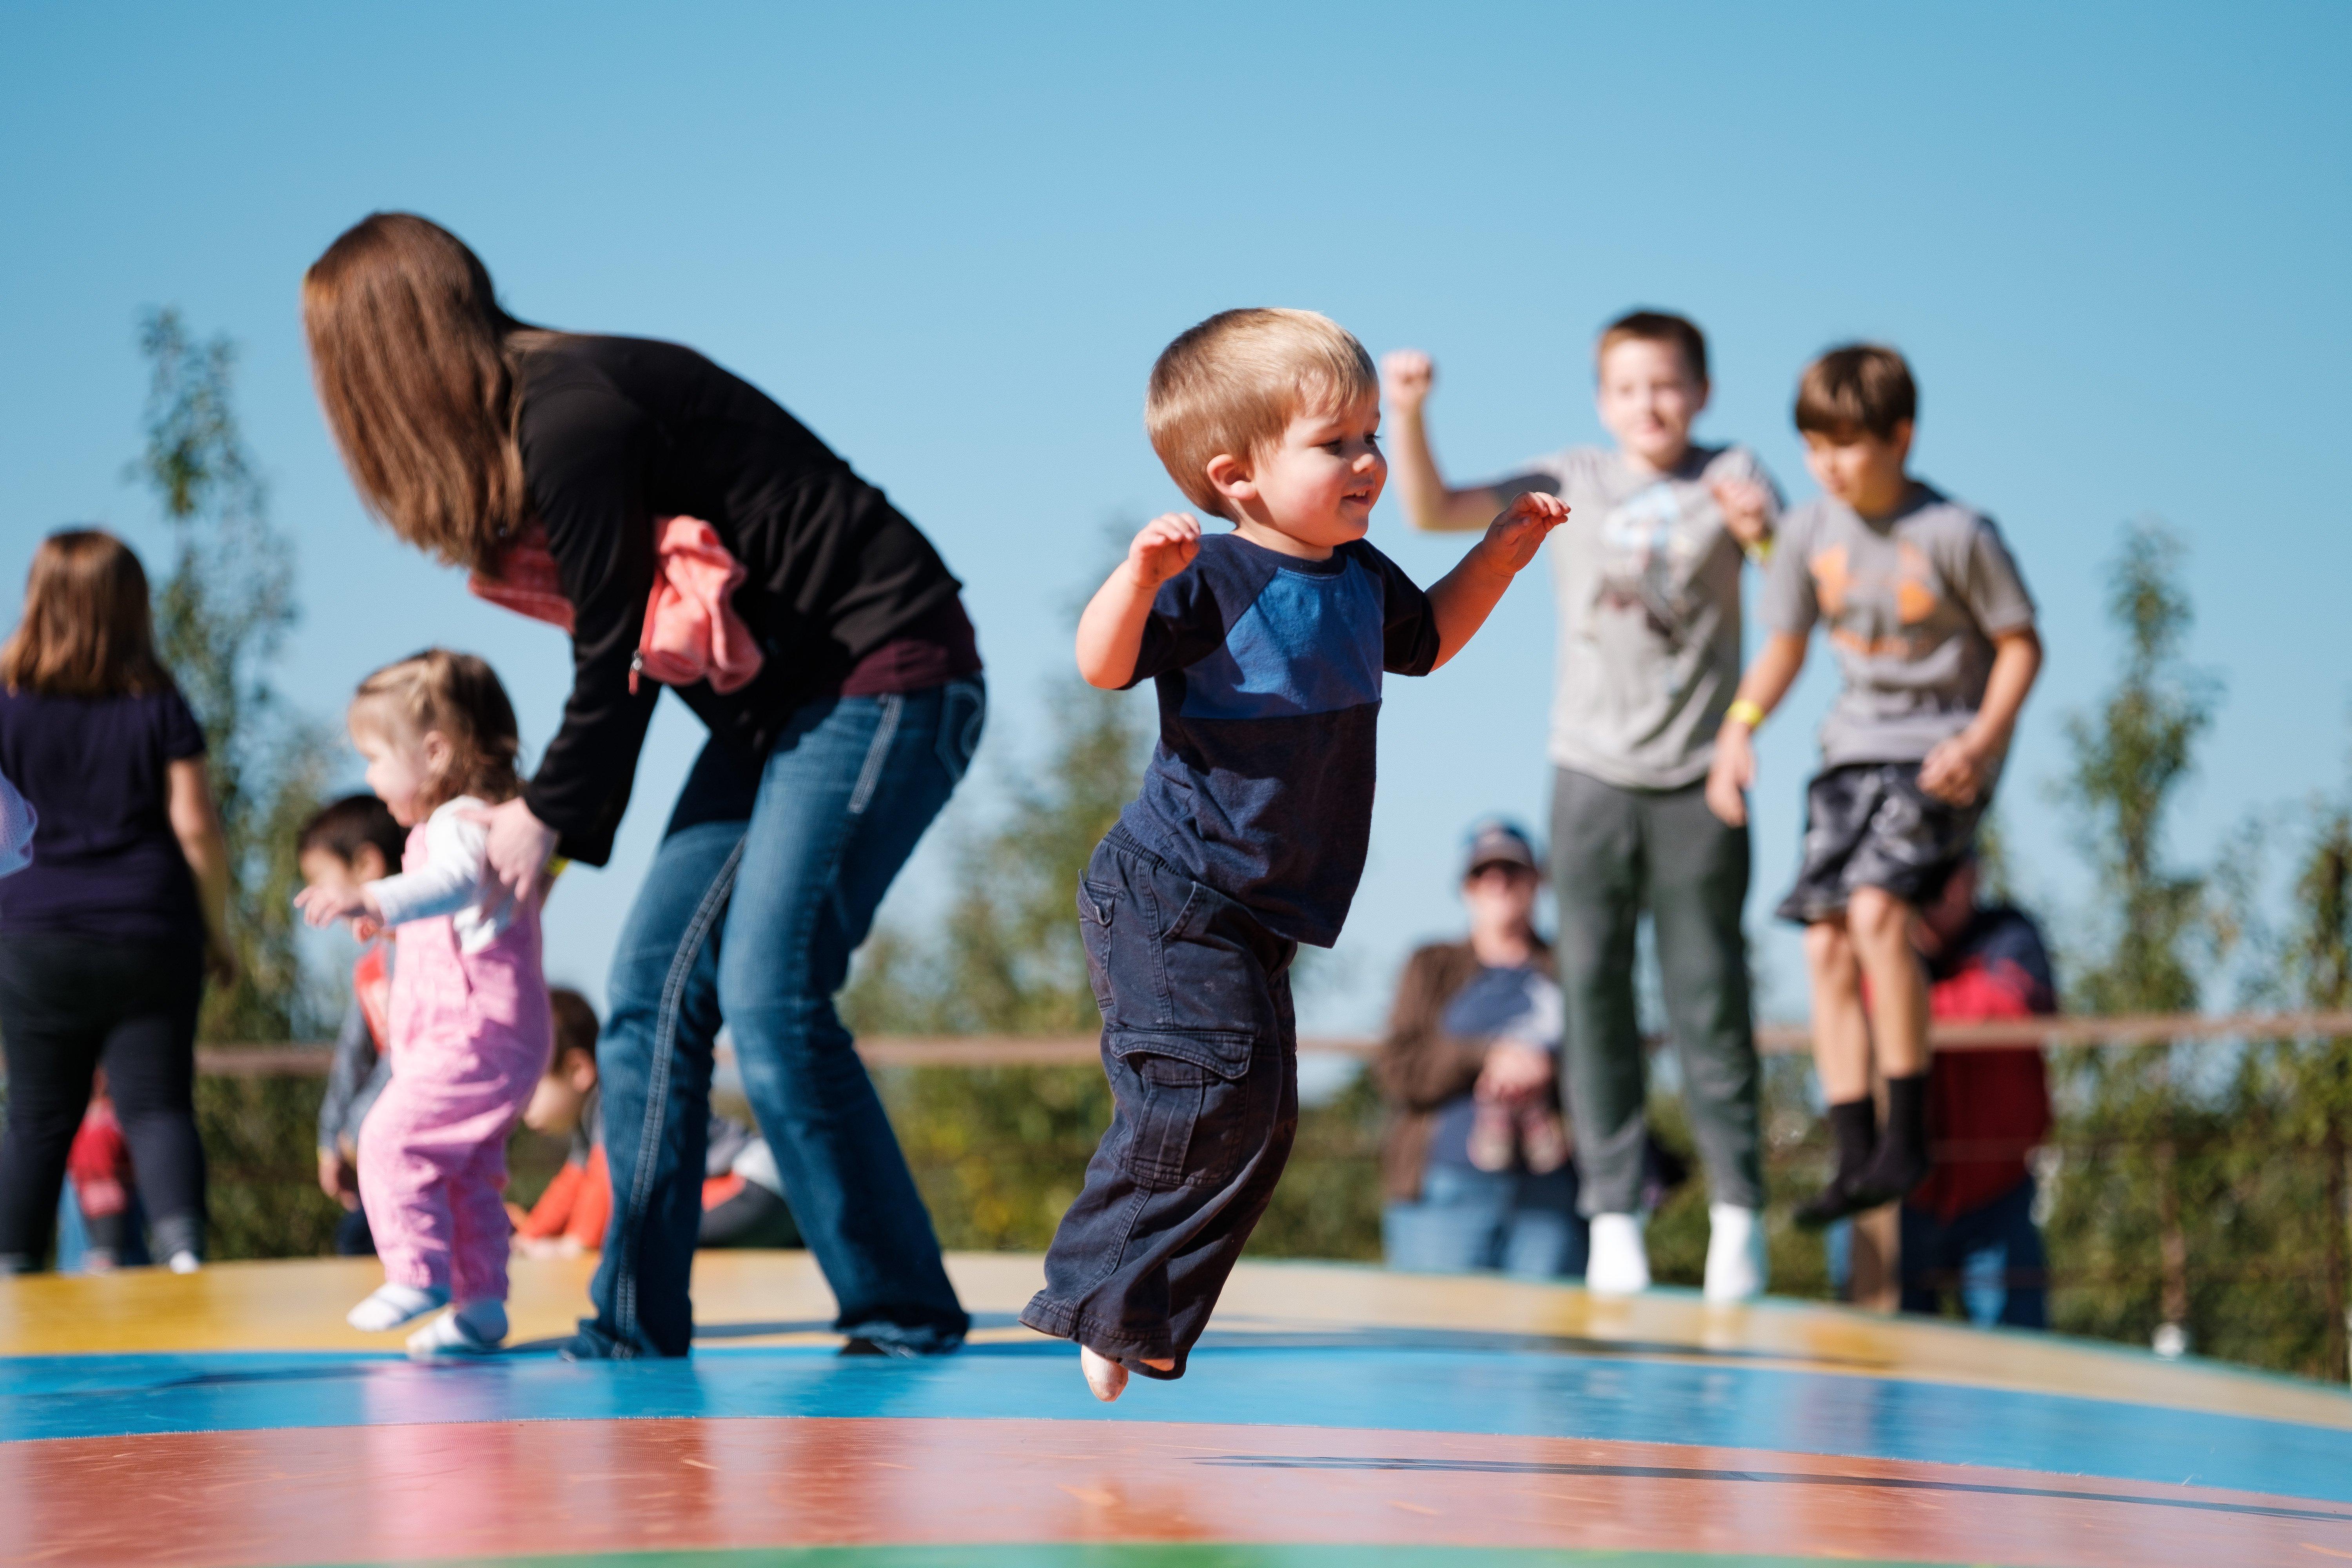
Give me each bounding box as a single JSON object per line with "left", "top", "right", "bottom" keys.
{"left": 470, "top": 796, "right": 561, "bottom": 903}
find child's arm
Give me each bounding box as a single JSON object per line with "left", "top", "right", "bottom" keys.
{"left": 1704, "top": 631, "right": 1811, "bottom": 827}
{"left": 1918, "top": 626, "right": 2042, "bottom": 805}
{"left": 1075, "top": 514, "right": 1201, "bottom": 689}
{"left": 1423, "top": 493, "right": 1570, "bottom": 669}
{"left": 1383, "top": 352, "right": 1509, "bottom": 534}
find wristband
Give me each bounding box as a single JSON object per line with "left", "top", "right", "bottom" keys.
{"left": 1725, "top": 699, "right": 1766, "bottom": 731}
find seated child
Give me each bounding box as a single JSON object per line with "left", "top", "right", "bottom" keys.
{"left": 297, "top": 650, "right": 553, "bottom": 1357}
{"left": 1020, "top": 308, "right": 1565, "bottom": 1400}
{"left": 297, "top": 794, "right": 408, "bottom": 1258}
{"left": 512, "top": 988, "right": 611, "bottom": 1257}
{"left": 1705, "top": 345, "right": 2042, "bottom": 1225}
{"left": 63, "top": 1073, "right": 143, "bottom": 1271}
{"left": 511, "top": 990, "right": 802, "bottom": 1256}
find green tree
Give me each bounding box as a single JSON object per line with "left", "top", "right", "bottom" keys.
{"left": 2046, "top": 519, "right": 2220, "bottom": 1349}
{"left": 131, "top": 309, "right": 332, "bottom": 1043}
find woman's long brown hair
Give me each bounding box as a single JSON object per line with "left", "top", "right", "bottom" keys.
{"left": 302, "top": 213, "right": 556, "bottom": 569}
{"left": 0, "top": 529, "right": 173, "bottom": 698}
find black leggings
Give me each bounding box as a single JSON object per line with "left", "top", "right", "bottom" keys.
{"left": 0, "top": 935, "right": 206, "bottom": 1268}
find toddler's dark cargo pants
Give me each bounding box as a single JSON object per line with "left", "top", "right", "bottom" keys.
{"left": 1020, "top": 831, "right": 1297, "bottom": 1379}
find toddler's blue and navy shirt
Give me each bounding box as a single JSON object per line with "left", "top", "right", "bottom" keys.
{"left": 1113, "top": 532, "right": 1441, "bottom": 947}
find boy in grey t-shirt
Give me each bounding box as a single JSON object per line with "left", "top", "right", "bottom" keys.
{"left": 1708, "top": 345, "right": 2042, "bottom": 1227}
{"left": 1387, "top": 310, "right": 1780, "bottom": 1302}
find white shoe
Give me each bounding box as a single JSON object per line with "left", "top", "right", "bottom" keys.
{"left": 166, "top": 1251, "right": 201, "bottom": 1275}
{"left": 407, "top": 1301, "right": 508, "bottom": 1360}
{"left": 347, "top": 1283, "right": 449, "bottom": 1332}
{"left": 1703, "top": 1203, "right": 1767, "bottom": 1302}
{"left": 1586, "top": 1212, "right": 1650, "bottom": 1295}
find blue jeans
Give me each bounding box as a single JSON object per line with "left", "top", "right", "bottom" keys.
{"left": 572, "top": 679, "right": 985, "bottom": 1358}
{"left": 1383, "top": 1162, "right": 1589, "bottom": 1279}
{"left": 1899, "top": 1177, "right": 2048, "bottom": 1329}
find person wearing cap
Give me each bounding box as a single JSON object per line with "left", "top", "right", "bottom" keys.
{"left": 1374, "top": 822, "right": 1585, "bottom": 1278}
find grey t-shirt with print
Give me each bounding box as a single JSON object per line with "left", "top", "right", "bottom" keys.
{"left": 1499, "top": 443, "right": 1780, "bottom": 791}
{"left": 1761, "top": 481, "right": 2036, "bottom": 767}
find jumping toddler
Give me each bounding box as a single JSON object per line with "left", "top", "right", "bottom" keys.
{"left": 1020, "top": 308, "right": 1564, "bottom": 1400}
{"left": 297, "top": 650, "right": 552, "bottom": 1357}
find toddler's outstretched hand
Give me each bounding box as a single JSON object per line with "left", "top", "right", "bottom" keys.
{"left": 294, "top": 882, "right": 377, "bottom": 937}
{"left": 1127, "top": 512, "right": 1201, "bottom": 590}
{"left": 1480, "top": 492, "right": 1570, "bottom": 573}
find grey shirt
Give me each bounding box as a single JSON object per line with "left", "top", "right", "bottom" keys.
{"left": 1762, "top": 481, "right": 2036, "bottom": 766}
{"left": 1499, "top": 444, "right": 1779, "bottom": 791}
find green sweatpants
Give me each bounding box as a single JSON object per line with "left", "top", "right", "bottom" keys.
{"left": 1550, "top": 767, "right": 1764, "bottom": 1215}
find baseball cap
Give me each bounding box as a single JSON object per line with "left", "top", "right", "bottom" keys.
{"left": 1462, "top": 818, "right": 1541, "bottom": 879}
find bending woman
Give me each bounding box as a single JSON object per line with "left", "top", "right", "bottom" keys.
{"left": 303, "top": 213, "right": 983, "bottom": 1356}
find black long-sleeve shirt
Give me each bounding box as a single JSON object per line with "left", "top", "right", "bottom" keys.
{"left": 514, "top": 336, "right": 967, "bottom": 864}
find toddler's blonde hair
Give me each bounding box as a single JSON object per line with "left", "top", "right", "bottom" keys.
{"left": 1145, "top": 309, "right": 1378, "bottom": 519}
{"left": 348, "top": 648, "right": 523, "bottom": 815}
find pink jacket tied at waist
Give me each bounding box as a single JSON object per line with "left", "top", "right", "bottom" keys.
{"left": 467, "top": 518, "right": 764, "bottom": 695}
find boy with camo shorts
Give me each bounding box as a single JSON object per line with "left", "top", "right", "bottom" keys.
{"left": 1708, "top": 345, "right": 2042, "bottom": 1228}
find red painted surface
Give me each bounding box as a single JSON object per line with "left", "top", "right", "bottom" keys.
{"left": 6, "top": 1416, "right": 2348, "bottom": 1568}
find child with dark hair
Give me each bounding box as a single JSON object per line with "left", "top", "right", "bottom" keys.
{"left": 1708, "top": 345, "right": 2042, "bottom": 1226}
{"left": 296, "top": 650, "right": 552, "bottom": 1356}
{"left": 297, "top": 794, "right": 410, "bottom": 1256}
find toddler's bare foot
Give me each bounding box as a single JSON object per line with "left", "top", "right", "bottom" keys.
{"left": 1080, "top": 1345, "right": 1128, "bottom": 1402}
{"left": 1079, "top": 1345, "right": 1174, "bottom": 1402}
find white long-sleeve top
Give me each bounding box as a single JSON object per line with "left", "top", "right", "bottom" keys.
{"left": 366, "top": 795, "right": 517, "bottom": 953}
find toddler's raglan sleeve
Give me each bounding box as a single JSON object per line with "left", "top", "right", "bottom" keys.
{"left": 368, "top": 806, "right": 491, "bottom": 927}
{"left": 1362, "top": 546, "right": 1441, "bottom": 676}
{"left": 1124, "top": 561, "right": 1232, "bottom": 687}
{"left": 1959, "top": 515, "right": 2037, "bottom": 636}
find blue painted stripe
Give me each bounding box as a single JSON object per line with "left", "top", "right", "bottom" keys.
{"left": 5, "top": 1339, "right": 2350, "bottom": 1506}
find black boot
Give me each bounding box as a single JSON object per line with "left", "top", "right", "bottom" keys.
{"left": 1846, "top": 1071, "right": 1933, "bottom": 1209}
{"left": 1796, "top": 1097, "right": 1879, "bottom": 1230}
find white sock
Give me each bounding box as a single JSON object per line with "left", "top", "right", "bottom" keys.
{"left": 1586, "top": 1212, "right": 1650, "bottom": 1295}
{"left": 347, "top": 1282, "right": 449, "bottom": 1332}
{"left": 1703, "top": 1203, "right": 1768, "bottom": 1303}
{"left": 406, "top": 1299, "right": 508, "bottom": 1359}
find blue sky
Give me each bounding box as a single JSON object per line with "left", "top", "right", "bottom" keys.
{"left": 3, "top": 2, "right": 2347, "bottom": 1032}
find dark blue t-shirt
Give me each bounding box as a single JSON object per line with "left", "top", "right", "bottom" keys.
{"left": 1112, "top": 532, "right": 1440, "bottom": 946}
{"left": 0, "top": 685, "right": 208, "bottom": 944}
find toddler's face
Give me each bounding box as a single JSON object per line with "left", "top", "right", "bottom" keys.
{"left": 1230, "top": 393, "right": 1386, "bottom": 552}
{"left": 1596, "top": 338, "right": 1706, "bottom": 470}
{"left": 1801, "top": 421, "right": 1913, "bottom": 516}
{"left": 352, "top": 721, "right": 441, "bottom": 827}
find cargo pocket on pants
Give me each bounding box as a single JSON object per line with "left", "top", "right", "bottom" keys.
{"left": 1109, "top": 1029, "right": 1258, "bottom": 1189}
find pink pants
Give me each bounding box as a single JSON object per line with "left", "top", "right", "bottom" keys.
{"left": 359, "top": 903, "right": 551, "bottom": 1304}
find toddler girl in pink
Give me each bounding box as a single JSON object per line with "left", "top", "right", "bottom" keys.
{"left": 297, "top": 650, "right": 551, "bottom": 1357}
